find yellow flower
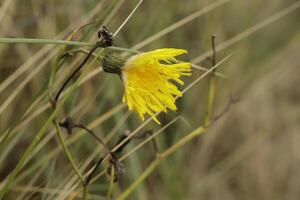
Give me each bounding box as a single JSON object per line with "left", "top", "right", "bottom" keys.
{"left": 121, "top": 48, "right": 191, "bottom": 124}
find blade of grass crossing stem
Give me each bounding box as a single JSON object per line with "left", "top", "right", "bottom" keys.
{"left": 53, "top": 121, "right": 85, "bottom": 183}
{"left": 116, "top": 126, "right": 206, "bottom": 200}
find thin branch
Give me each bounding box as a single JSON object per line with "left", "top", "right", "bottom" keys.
{"left": 53, "top": 121, "right": 85, "bottom": 185}
{"left": 211, "top": 35, "right": 217, "bottom": 68}
{"left": 52, "top": 26, "right": 114, "bottom": 105}
{"left": 53, "top": 44, "right": 99, "bottom": 105}
{"left": 74, "top": 124, "right": 110, "bottom": 154}
{"left": 212, "top": 96, "right": 240, "bottom": 122}
{"left": 58, "top": 117, "right": 113, "bottom": 185}
{"left": 85, "top": 157, "right": 105, "bottom": 185}
{"left": 203, "top": 35, "right": 217, "bottom": 125}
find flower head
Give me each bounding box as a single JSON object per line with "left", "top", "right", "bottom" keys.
{"left": 121, "top": 48, "right": 191, "bottom": 124}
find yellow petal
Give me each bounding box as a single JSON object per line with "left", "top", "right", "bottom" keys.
{"left": 121, "top": 48, "right": 191, "bottom": 124}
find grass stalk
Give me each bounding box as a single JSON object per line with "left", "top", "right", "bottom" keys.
{"left": 106, "top": 166, "right": 115, "bottom": 200}
{"left": 0, "top": 37, "right": 138, "bottom": 53}
{"left": 116, "top": 126, "right": 206, "bottom": 200}
{"left": 203, "top": 35, "right": 217, "bottom": 126}
{"left": 53, "top": 121, "right": 85, "bottom": 183}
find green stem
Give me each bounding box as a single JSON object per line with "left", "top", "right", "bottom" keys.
{"left": 53, "top": 120, "right": 88, "bottom": 200}
{"left": 0, "top": 37, "right": 90, "bottom": 46}
{"left": 82, "top": 185, "right": 88, "bottom": 200}
{"left": 106, "top": 165, "right": 115, "bottom": 200}
{"left": 53, "top": 121, "right": 85, "bottom": 183}
{"left": 203, "top": 35, "right": 217, "bottom": 126}
{"left": 203, "top": 77, "right": 215, "bottom": 126}
{"left": 0, "top": 37, "right": 139, "bottom": 53}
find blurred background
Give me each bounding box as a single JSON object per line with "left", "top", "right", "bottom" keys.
{"left": 0, "top": 0, "right": 300, "bottom": 199}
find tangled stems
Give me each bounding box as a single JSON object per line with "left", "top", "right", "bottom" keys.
{"left": 49, "top": 26, "right": 114, "bottom": 200}
{"left": 58, "top": 117, "right": 119, "bottom": 185}
{"left": 58, "top": 118, "right": 118, "bottom": 198}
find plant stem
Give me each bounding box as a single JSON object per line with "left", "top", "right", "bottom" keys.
{"left": 53, "top": 120, "right": 88, "bottom": 200}
{"left": 82, "top": 185, "right": 88, "bottom": 200}
{"left": 0, "top": 37, "right": 139, "bottom": 53}
{"left": 203, "top": 77, "right": 215, "bottom": 126}
{"left": 0, "top": 37, "right": 90, "bottom": 46}
{"left": 53, "top": 44, "right": 99, "bottom": 103}
{"left": 53, "top": 121, "right": 85, "bottom": 183}
{"left": 203, "top": 35, "right": 217, "bottom": 126}
{"left": 106, "top": 165, "right": 115, "bottom": 200}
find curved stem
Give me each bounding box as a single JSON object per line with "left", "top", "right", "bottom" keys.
{"left": 53, "top": 44, "right": 98, "bottom": 103}
{"left": 74, "top": 124, "right": 111, "bottom": 155}
{"left": 85, "top": 157, "right": 105, "bottom": 185}
{"left": 53, "top": 121, "right": 85, "bottom": 184}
